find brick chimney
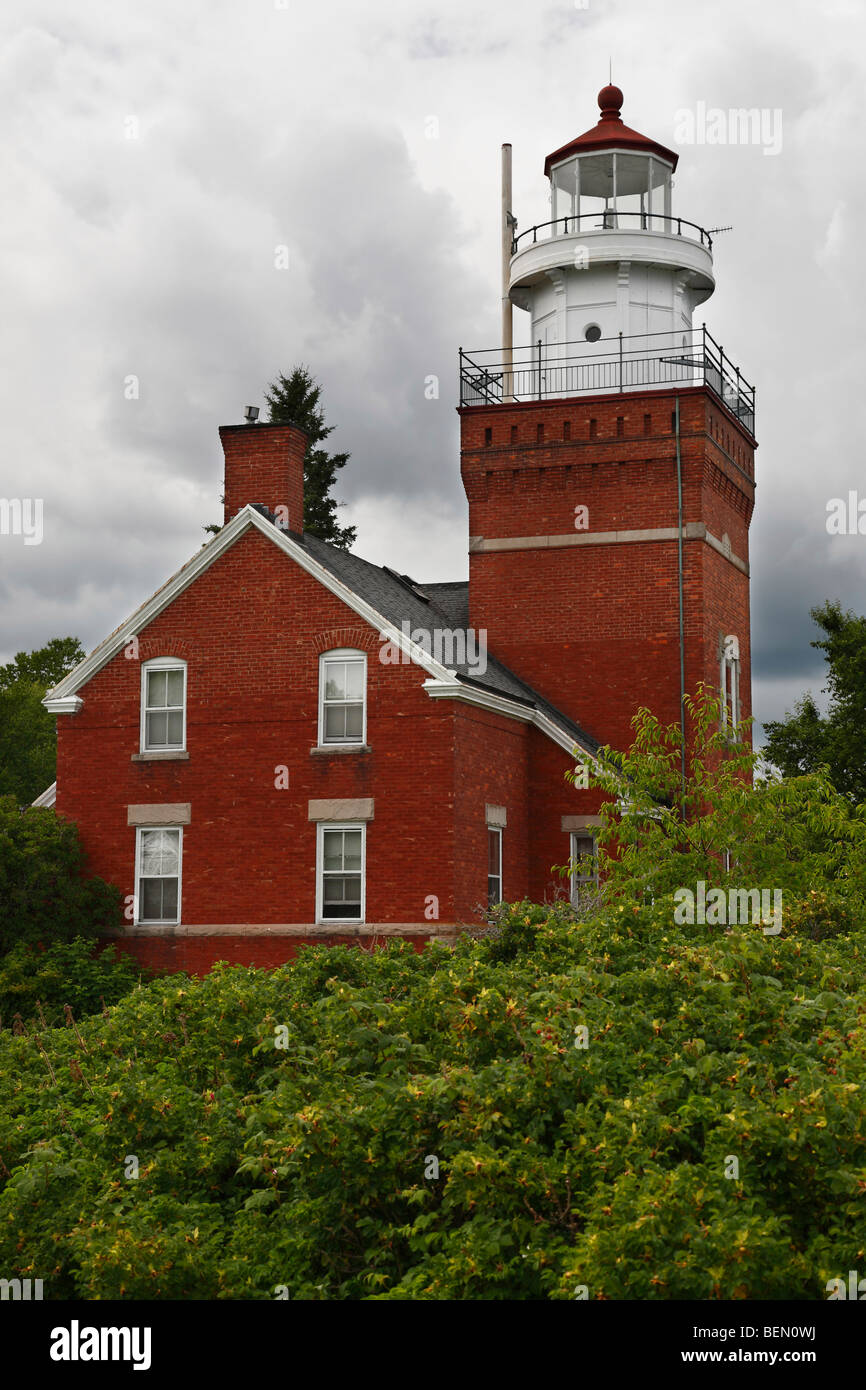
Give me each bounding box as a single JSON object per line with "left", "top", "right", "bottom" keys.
{"left": 219, "top": 422, "right": 307, "bottom": 533}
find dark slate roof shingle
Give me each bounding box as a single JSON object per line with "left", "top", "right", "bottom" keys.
{"left": 288, "top": 524, "right": 599, "bottom": 755}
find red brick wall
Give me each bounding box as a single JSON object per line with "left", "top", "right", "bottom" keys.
{"left": 451, "top": 704, "right": 530, "bottom": 917}
{"left": 460, "top": 386, "right": 755, "bottom": 753}
{"left": 57, "top": 521, "right": 606, "bottom": 971}
{"left": 57, "top": 527, "right": 460, "bottom": 935}
{"left": 110, "top": 932, "right": 428, "bottom": 976}
{"left": 526, "top": 727, "right": 606, "bottom": 904}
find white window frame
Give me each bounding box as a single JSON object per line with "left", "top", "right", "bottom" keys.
{"left": 720, "top": 634, "right": 740, "bottom": 734}
{"left": 140, "top": 657, "right": 187, "bottom": 753}
{"left": 134, "top": 825, "right": 183, "bottom": 926}
{"left": 316, "top": 822, "right": 366, "bottom": 924}
{"left": 487, "top": 825, "right": 503, "bottom": 907}
{"left": 570, "top": 832, "right": 598, "bottom": 905}
{"left": 317, "top": 649, "right": 367, "bottom": 747}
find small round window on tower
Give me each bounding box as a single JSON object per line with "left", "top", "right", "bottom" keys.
{"left": 584, "top": 324, "right": 602, "bottom": 343}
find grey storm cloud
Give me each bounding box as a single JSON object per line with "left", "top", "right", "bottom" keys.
{"left": 1, "top": 0, "right": 866, "bottom": 745}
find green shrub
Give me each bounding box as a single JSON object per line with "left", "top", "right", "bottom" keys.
{"left": 0, "top": 903, "right": 863, "bottom": 1300}
{"left": 0, "top": 796, "right": 122, "bottom": 955}
{"left": 482, "top": 899, "right": 578, "bottom": 962}
{"left": 1, "top": 690, "right": 862, "bottom": 1299}
{"left": 781, "top": 889, "right": 856, "bottom": 942}
{"left": 0, "top": 937, "right": 146, "bottom": 1031}
{"left": 575, "top": 687, "right": 866, "bottom": 918}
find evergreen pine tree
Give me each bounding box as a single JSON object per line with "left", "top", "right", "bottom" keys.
{"left": 204, "top": 367, "right": 356, "bottom": 547}
{"left": 265, "top": 366, "right": 356, "bottom": 549}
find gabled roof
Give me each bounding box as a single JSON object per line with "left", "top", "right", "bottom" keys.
{"left": 43, "top": 506, "right": 599, "bottom": 761}
{"left": 297, "top": 530, "right": 600, "bottom": 756}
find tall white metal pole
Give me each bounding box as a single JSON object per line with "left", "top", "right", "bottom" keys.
{"left": 501, "top": 143, "right": 513, "bottom": 399}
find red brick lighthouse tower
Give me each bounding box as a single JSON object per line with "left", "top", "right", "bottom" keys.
{"left": 459, "top": 84, "right": 757, "bottom": 753}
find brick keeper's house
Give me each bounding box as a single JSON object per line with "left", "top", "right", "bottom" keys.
{"left": 39, "top": 84, "right": 757, "bottom": 972}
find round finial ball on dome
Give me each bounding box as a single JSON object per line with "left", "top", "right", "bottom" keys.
{"left": 598, "top": 83, "right": 623, "bottom": 116}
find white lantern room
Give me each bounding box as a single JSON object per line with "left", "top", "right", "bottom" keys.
{"left": 509, "top": 85, "right": 715, "bottom": 357}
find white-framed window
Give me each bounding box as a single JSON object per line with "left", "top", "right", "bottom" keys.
{"left": 141, "top": 657, "right": 187, "bottom": 752}
{"left": 134, "top": 826, "right": 182, "bottom": 925}
{"left": 720, "top": 634, "right": 740, "bottom": 733}
{"left": 318, "top": 650, "right": 366, "bottom": 746}
{"left": 487, "top": 826, "right": 503, "bottom": 907}
{"left": 570, "top": 832, "right": 598, "bottom": 906}
{"left": 316, "top": 823, "right": 365, "bottom": 922}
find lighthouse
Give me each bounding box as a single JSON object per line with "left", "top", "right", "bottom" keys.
{"left": 459, "top": 83, "right": 757, "bottom": 755}
{"left": 512, "top": 84, "right": 714, "bottom": 378}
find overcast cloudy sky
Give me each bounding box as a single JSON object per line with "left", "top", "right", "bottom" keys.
{"left": 2, "top": 0, "right": 865, "bottom": 738}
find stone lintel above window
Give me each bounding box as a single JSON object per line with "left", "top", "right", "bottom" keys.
{"left": 561, "top": 814, "right": 604, "bottom": 832}
{"left": 308, "top": 798, "right": 374, "bottom": 822}
{"left": 127, "top": 804, "right": 191, "bottom": 826}
{"left": 485, "top": 804, "right": 507, "bottom": 827}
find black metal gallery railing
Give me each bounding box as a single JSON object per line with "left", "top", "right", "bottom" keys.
{"left": 512, "top": 211, "right": 714, "bottom": 254}
{"left": 458, "top": 326, "right": 755, "bottom": 435}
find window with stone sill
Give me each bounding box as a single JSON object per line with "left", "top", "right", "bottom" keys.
{"left": 316, "top": 823, "right": 365, "bottom": 923}
{"left": 140, "top": 658, "right": 187, "bottom": 753}
{"left": 720, "top": 634, "right": 740, "bottom": 735}
{"left": 487, "top": 826, "right": 503, "bottom": 907}
{"left": 134, "top": 826, "right": 182, "bottom": 925}
{"left": 318, "top": 649, "right": 366, "bottom": 746}
{"left": 570, "top": 831, "right": 598, "bottom": 908}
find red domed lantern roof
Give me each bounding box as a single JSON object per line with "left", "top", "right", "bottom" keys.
{"left": 543, "top": 84, "right": 679, "bottom": 177}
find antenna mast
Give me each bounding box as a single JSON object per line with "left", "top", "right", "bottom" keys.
{"left": 501, "top": 143, "right": 513, "bottom": 396}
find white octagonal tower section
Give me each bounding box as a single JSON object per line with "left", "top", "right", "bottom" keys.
{"left": 509, "top": 86, "right": 716, "bottom": 394}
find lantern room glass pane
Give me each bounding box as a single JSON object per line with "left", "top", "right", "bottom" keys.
{"left": 576, "top": 153, "right": 615, "bottom": 222}
{"left": 569, "top": 151, "right": 674, "bottom": 228}
{"left": 613, "top": 152, "right": 650, "bottom": 220}
{"left": 551, "top": 159, "right": 578, "bottom": 222}
{"left": 648, "top": 158, "right": 672, "bottom": 221}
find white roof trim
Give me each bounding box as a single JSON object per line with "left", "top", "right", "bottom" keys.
{"left": 41, "top": 506, "right": 596, "bottom": 763}
{"left": 423, "top": 677, "right": 598, "bottom": 763}
{"left": 43, "top": 507, "right": 458, "bottom": 709}
{"left": 32, "top": 781, "right": 57, "bottom": 808}
{"left": 42, "top": 695, "right": 83, "bottom": 716}
{"left": 534, "top": 708, "right": 598, "bottom": 764}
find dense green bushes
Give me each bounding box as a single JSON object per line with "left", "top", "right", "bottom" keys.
{"left": 0, "top": 797, "right": 122, "bottom": 956}
{"left": 0, "top": 902, "right": 862, "bottom": 1300}
{"left": 0, "top": 938, "right": 146, "bottom": 1032}
{"left": 578, "top": 689, "right": 866, "bottom": 919}
{"left": 1, "top": 692, "right": 862, "bottom": 1299}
